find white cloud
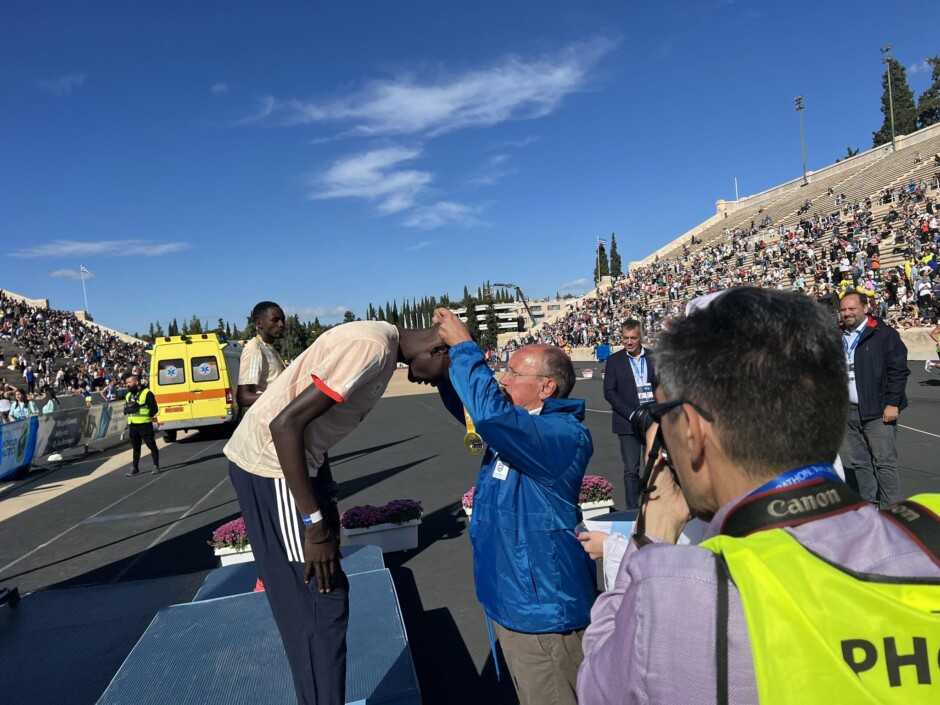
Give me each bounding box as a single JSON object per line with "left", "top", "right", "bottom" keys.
{"left": 312, "top": 146, "right": 432, "bottom": 213}
{"left": 50, "top": 268, "right": 94, "bottom": 281}
{"left": 211, "top": 82, "right": 229, "bottom": 95}
{"left": 284, "top": 305, "right": 350, "bottom": 320}
{"left": 406, "top": 240, "right": 432, "bottom": 251}
{"left": 909, "top": 60, "right": 931, "bottom": 74}
{"left": 13, "top": 239, "right": 191, "bottom": 258}
{"left": 238, "top": 37, "right": 616, "bottom": 137}
{"left": 493, "top": 135, "right": 540, "bottom": 150}
{"left": 560, "top": 278, "right": 589, "bottom": 290}
{"left": 402, "top": 201, "right": 486, "bottom": 230}
{"left": 39, "top": 73, "right": 86, "bottom": 96}
{"left": 466, "top": 153, "right": 514, "bottom": 187}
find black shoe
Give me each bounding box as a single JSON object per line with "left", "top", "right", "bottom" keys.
{"left": 151, "top": 467, "right": 161, "bottom": 475}
{"left": 126, "top": 469, "right": 140, "bottom": 477}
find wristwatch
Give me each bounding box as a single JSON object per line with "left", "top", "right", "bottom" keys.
{"left": 301, "top": 510, "right": 324, "bottom": 526}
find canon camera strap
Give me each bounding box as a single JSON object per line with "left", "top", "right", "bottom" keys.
{"left": 719, "top": 478, "right": 867, "bottom": 538}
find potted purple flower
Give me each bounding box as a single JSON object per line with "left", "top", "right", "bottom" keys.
{"left": 461, "top": 475, "right": 615, "bottom": 520}
{"left": 208, "top": 517, "right": 254, "bottom": 566}
{"left": 340, "top": 499, "right": 423, "bottom": 553}
{"left": 580, "top": 475, "right": 615, "bottom": 519}
{"left": 461, "top": 487, "right": 475, "bottom": 517}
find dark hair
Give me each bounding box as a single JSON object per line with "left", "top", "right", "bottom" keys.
{"left": 840, "top": 290, "right": 869, "bottom": 308}
{"left": 655, "top": 288, "right": 846, "bottom": 480}
{"left": 539, "top": 347, "right": 576, "bottom": 399}
{"left": 251, "top": 301, "right": 282, "bottom": 323}
{"left": 621, "top": 318, "right": 642, "bottom": 332}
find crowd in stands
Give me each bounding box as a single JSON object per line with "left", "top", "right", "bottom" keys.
{"left": 0, "top": 291, "right": 148, "bottom": 419}
{"left": 500, "top": 177, "right": 940, "bottom": 354}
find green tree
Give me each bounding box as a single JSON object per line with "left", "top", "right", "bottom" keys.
{"left": 155, "top": 321, "right": 165, "bottom": 337}
{"left": 593, "top": 242, "right": 610, "bottom": 283}
{"left": 482, "top": 297, "right": 500, "bottom": 352}
{"left": 168, "top": 318, "right": 179, "bottom": 336}
{"left": 463, "top": 292, "right": 480, "bottom": 341}
{"left": 916, "top": 56, "right": 940, "bottom": 129}
{"left": 873, "top": 57, "right": 918, "bottom": 147}
{"left": 188, "top": 315, "right": 203, "bottom": 334}
{"left": 278, "top": 314, "right": 305, "bottom": 361}
{"left": 343, "top": 311, "right": 356, "bottom": 323}
{"left": 147, "top": 322, "right": 155, "bottom": 342}
{"left": 609, "top": 233, "right": 623, "bottom": 278}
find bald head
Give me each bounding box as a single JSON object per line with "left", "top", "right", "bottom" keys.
{"left": 528, "top": 345, "right": 576, "bottom": 398}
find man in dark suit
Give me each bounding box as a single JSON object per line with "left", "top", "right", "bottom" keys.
{"left": 603, "top": 320, "right": 656, "bottom": 509}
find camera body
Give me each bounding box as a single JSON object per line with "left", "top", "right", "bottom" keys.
{"left": 124, "top": 399, "right": 141, "bottom": 415}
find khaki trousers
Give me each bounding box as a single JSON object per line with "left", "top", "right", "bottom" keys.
{"left": 494, "top": 622, "right": 585, "bottom": 705}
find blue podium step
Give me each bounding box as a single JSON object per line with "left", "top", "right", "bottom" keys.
{"left": 96, "top": 568, "right": 420, "bottom": 705}
{"left": 193, "top": 544, "right": 386, "bottom": 602}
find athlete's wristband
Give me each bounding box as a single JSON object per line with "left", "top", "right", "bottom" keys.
{"left": 301, "top": 510, "right": 324, "bottom": 526}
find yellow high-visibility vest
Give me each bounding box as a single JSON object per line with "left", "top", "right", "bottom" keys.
{"left": 701, "top": 494, "right": 940, "bottom": 704}
{"left": 125, "top": 388, "right": 154, "bottom": 425}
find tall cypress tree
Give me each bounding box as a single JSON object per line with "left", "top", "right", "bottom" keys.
{"left": 916, "top": 56, "right": 940, "bottom": 129}
{"left": 593, "top": 242, "right": 610, "bottom": 283}
{"left": 873, "top": 57, "right": 918, "bottom": 147}
{"left": 609, "top": 233, "right": 623, "bottom": 278}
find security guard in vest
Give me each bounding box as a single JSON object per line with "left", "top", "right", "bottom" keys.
{"left": 124, "top": 375, "right": 160, "bottom": 476}
{"left": 577, "top": 287, "right": 940, "bottom": 705}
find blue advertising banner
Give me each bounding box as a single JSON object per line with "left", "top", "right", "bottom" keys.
{"left": 0, "top": 418, "right": 36, "bottom": 480}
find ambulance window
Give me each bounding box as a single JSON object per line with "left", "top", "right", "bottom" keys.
{"left": 158, "top": 359, "right": 185, "bottom": 386}
{"left": 192, "top": 356, "right": 220, "bottom": 382}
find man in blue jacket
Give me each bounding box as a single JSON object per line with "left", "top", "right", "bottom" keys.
{"left": 838, "top": 291, "right": 910, "bottom": 506}
{"left": 432, "top": 307, "right": 597, "bottom": 705}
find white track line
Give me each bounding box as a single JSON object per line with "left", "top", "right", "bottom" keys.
{"left": 899, "top": 424, "right": 940, "bottom": 439}
{"left": 0, "top": 440, "right": 222, "bottom": 578}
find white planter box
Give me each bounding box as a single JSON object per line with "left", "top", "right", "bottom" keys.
{"left": 582, "top": 368, "right": 594, "bottom": 378}
{"left": 214, "top": 546, "right": 254, "bottom": 566}
{"left": 464, "top": 503, "right": 612, "bottom": 520}
{"left": 341, "top": 519, "right": 420, "bottom": 554}
{"left": 580, "top": 500, "right": 615, "bottom": 520}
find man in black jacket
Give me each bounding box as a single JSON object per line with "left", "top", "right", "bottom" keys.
{"left": 603, "top": 320, "right": 656, "bottom": 509}
{"left": 838, "top": 291, "right": 909, "bottom": 506}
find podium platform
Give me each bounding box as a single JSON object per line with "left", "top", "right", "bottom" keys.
{"left": 193, "top": 544, "right": 386, "bottom": 602}
{"left": 96, "top": 566, "right": 420, "bottom": 705}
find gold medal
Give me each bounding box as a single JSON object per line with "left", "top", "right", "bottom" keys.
{"left": 464, "top": 432, "right": 484, "bottom": 455}
{"left": 463, "top": 407, "right": 484, "bottom": 456}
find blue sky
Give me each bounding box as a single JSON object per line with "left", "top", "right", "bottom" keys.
{"left": 3, "top": 1, "right": 939, "bottom": 334}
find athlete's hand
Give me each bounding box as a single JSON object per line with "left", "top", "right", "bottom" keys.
{"left": 432, "top": 307, "right": 473, "bottom": 347}
{"left": 304, "top": 523, "right": 341, "bottom": 593}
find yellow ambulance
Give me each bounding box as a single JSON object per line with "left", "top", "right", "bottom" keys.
{"left": 147, "top": 333, "right": 242, "bottom": 441}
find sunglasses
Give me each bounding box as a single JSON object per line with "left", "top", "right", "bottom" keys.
{"left": 645, "top": 399, "right": 715, "bottom": 424}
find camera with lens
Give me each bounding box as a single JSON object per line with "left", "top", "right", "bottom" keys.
{"left": 629, "top": 402, "right": 657, "bottom": 437}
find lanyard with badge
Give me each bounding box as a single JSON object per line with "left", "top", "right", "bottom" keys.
{"left": 630, "top": 353, "right": 654, "bottom": 403}
{"left": 843, "top": 326, "right": 863, "bottom": 383}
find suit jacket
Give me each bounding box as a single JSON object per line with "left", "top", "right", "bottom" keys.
{"left": 604, "top": 348, "right": 657, "bottom": 435}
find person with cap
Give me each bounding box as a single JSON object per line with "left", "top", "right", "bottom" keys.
{"left": 577, "top": 287, "right": 939, "bottom": 705}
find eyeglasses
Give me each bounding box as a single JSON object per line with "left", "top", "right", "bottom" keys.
{"left": 645, "top": 398, "right": 715, "bottom": 424}
{"left": 504, "top": 366, "right": 546, "bottom": 381}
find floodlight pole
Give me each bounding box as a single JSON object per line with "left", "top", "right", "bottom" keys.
{"left": 881, "top": 44, "right": 896, "bottom": 151}
{"left": 795, "top": 96, "right": 808, "bottom": 187}
{"left": 80, "top": 265, "right": 90, "bottom": 314}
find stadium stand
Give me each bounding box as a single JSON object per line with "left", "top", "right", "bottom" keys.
{"left": 500, "top": 124, "right": 940, "bottom": 355}
{"left": 0, "top": 289, "right": 148, "bottom": 404}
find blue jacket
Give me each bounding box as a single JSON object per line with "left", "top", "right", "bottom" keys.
{"left": 844, "top": 316, "right": 909, "bottom": 422}
{"left": 440, "top": 342, "right": 597, "bottom": 633}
